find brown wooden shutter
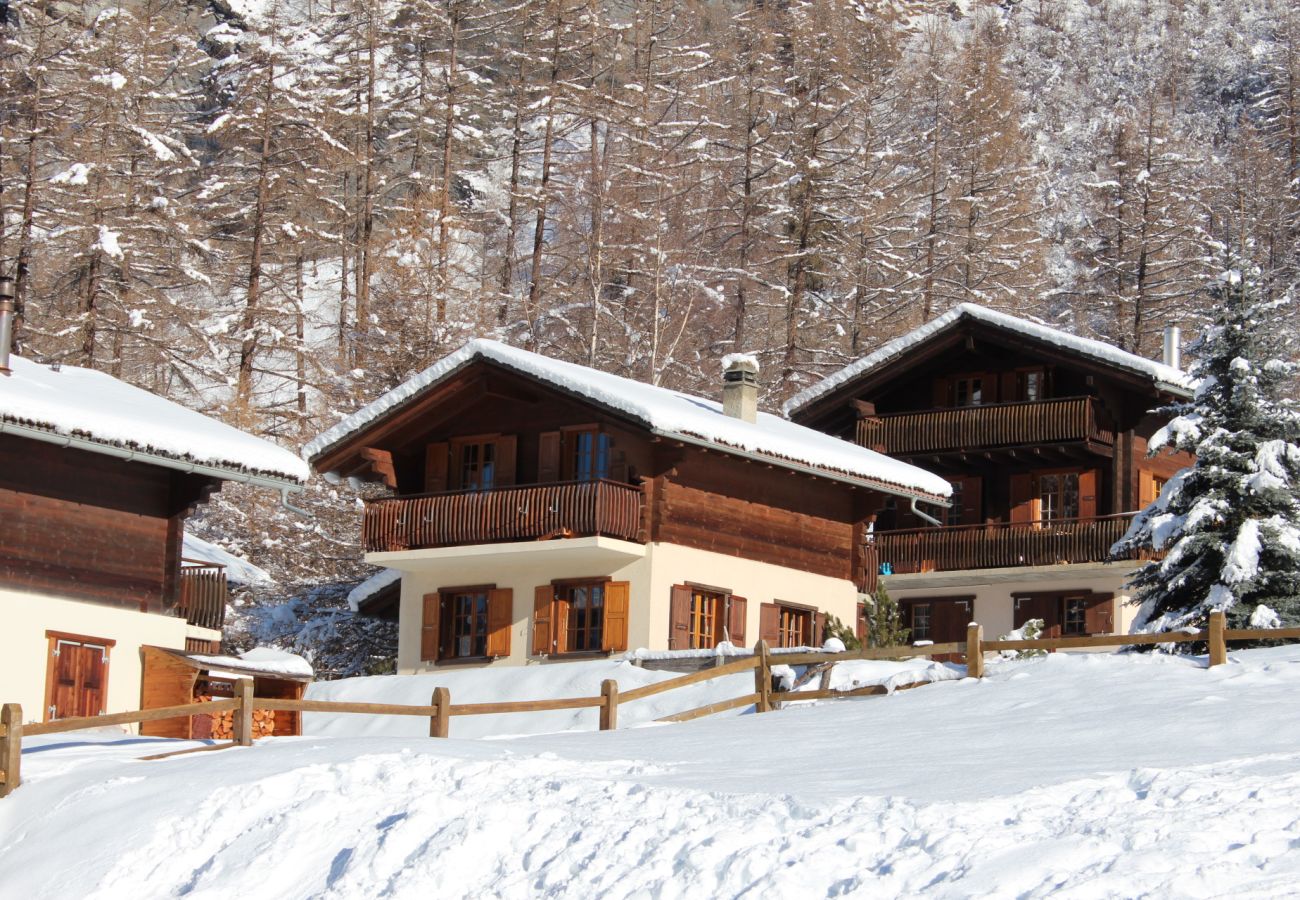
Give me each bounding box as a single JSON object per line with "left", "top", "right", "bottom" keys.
{"left": 1000, "top": 371, "right": 1018, "bottom": 401}
{"left": 1014, "top": 595, "right": 1060, "bottom": 639}
{"left": 1009, "top": 473, "right": 1034, "bottom": 523}
{"left": 538, "top": 431, "right": 561, "bottom": 483}
{"left": 981, "top": 371, "right": 999, "bottom": 404}
{"left": 1138, "top": 470, "right": 1156, "bottom": 506}
{"left": 932, "top": 378, "right": 949, "bottom": 408}
{"left": 425, "top": 443, "right": 449, "bottom": 493}
{"left": 813, "top": 612, "right": 827, "bottom": 646}
{"left": 668, "top": 585, "right": 692, "bottom": 650}
{"left": 1078, "top": 469, "right": 1099, "bottom": 519}
{"left": 727, "top": 595, "right": 747, "bottom": 646}
{"left": 532, "top": 585, "right": 554, "bottom": 655}
{"left": 486, "top": 588, "right": 513, "bottom": 657}
{"left": 857, "top": 603, "right": 869, "bottom": 643}
{"left": 959, "top": 475, "right": 982, "bottom": 525}
{"left": 421, "top": 593, "right": 441, "bottom": 661}
{"left": 758, "top": 602, "right": 781, "bottom": 645}
{"left": 495, "top": 435, "right": 518, "bottom": 487}
{"left": 602, "top": 581, "right": 630, "bottom": 652}
{"left": 1084, "top": 595, "right": 1114, "bottom": 635}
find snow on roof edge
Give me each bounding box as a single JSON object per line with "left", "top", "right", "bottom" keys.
{"left": 347, "top": 568, "right": 401, "bottom": 612}
{"left": 782, "top": 304, "right": 1196, "bottom": 418}
{"left": 305, "top": 339, "right": 951, "bottom": 500}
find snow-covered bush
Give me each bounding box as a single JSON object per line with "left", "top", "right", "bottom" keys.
{"left": 998, "top": 619, "right": 1047, "bottom": 660}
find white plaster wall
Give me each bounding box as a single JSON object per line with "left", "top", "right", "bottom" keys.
{"left": 391, "top": 541, "right": 862, "bottom": 672}
{"left": 0, "top": 587, "right": 190, "bottom": 724}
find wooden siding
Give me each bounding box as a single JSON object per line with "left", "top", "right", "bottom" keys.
{"left": 874, "top": 514, "right": 1145, "bottom": 575}
{"left": 856, "top": 396, "right": 1114, "bottom": 455}
{"left": 363, "top": 480, "right": 645, "bottom": 552}
{"left": 178, "top": 563, "right": 228, "bottom": 631}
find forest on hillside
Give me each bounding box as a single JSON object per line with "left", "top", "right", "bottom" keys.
{"left": 1, "top": 0, "right": 1297, "bottom": 585}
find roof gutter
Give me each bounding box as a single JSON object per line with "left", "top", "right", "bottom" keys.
{"left": 656, "top": 429, "right": 951, "bottom": 506}
{"left": 0, "top": 419, "right": 309, "bottom": 514}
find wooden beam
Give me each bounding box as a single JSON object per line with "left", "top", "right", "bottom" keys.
{"left": 360, "top": 447, "right": 398, "bottom": 489}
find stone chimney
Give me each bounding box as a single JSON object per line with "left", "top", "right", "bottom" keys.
{"left": 1162, "top": 325, "right": 1181, "bottom": 370}
{"left": 0, "top": 276, "right": 14, "bottom": 377}
{"left": 721, "top": 354, "right": 759, "bottom": 423}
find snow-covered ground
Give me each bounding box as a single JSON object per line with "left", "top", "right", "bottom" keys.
{"left": 3, "top": 648, "right": 1300, "bottom": 898}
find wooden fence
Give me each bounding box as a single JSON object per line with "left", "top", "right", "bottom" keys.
{"left": 4, "top": 612, "right": 1299, "bottom": 799}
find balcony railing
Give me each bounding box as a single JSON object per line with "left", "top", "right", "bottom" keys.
{"left": 178, "top": 560, "right": 227, "bottom": 631}
{"left": 856, "top": 396, "right": 1115, "bottom": 455}
{"left": 363, "top": 480, "right": 646, "bottom": 553}
{"left": 872, "top": 514, "right": 1146, "bottom": 576}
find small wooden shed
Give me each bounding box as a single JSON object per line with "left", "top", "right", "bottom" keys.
{"left": 140, "top": 646, "right": 312, "bottom": 739}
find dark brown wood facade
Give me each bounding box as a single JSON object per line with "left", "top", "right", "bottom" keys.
{"left": 315, "top": 360, "right": 888, "bottom": 590}
{"left": 791, "top": 316, "right": 1194, "bottom": 576}
{"left": 0, "top": 433, "right": 220, "bottom": 614}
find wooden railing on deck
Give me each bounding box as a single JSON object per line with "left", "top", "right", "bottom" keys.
{"left": 178, "top": 561, "right": 227, "bottom": 631}
{"left": 873, "top": 514, "right": 1141, "bottom": 575}
{"left": 363, "top": 480, "right": 645, "bottom": 552}
{"left": 857, "top": 396, "right": 1114, "bottom": 455}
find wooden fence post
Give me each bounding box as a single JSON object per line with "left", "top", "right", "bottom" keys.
{"left": 1208, "top": 610, "right": 1227, "bottom": 668}
{"left": 430, "top": 687, "right": 450, "bottom": 738}
{"left": 753, "top": 640, "right": 772, "bottom": 713}
{"left": 966, "top": 623, "right": 985, "bottom": 679}
{"left": 1, "top": 704, "right": 21, "bottom": 798}
{"left": 232, "top": 679, "right": 255, "bottom": 747}
{"left": 600, "top": 679, "right": 618, "bottom": 731}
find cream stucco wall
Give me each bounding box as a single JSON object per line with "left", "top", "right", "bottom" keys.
{"left": 883, "top": 562, "right": 1142, "bottom": 648}
{"left": 0, "top": 587, "right": 191, "bottom": 724}
{"left": 375, "top": 539, "right": 862, "bottom": 672}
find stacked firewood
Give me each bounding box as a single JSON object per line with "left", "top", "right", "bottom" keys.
{"left": 195, "top": 695, "right": 277, "bottom": 739}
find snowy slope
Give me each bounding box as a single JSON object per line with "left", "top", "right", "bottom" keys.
{"left": 304, "top": 339, "right": 952, "bottom": 500}
{"left": 4, "top": 648, "right": 1300, "bottom": 898}
{"left": 182, "top": 532, "right": 274, "bottom": 586}
{"left": 783, "top": 303, "right": 1197, "bottom": 417}
{"left": 0, "top": 356, "right": 308, "bottom": 483}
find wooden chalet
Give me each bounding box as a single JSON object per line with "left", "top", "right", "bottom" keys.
{"left": 0, "top": 340, "right": 306, "bottom": 725}
{"left": 784, "top": 304, "right": 1195, "bottom": 646}
{"left": 305, "top": 341, "right": 950, "bottom": 670}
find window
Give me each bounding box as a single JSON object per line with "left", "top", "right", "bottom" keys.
{"left": 1063, "top": 598, "right": 1087, "bottom": 636}
{"left": 443, "top": 590, "right": 490, "bottom": 658}
{"left": 911, "top": 603, "right": 931, "bottom": 642}
{"left": 946, "top": 480, "right": 964, "bottom": 527}
{"left": 778, "top": 606, "right": 813, "bottom": 648}
{"left": 689, "top": 588, "right": 724, "bottom": 649}
{"left": 454, "top": 439, "right": 496, "bottom": 490}
{"left": 1017, "top": 369, "right": 1045, "bottom": 402}
{"left": 566, "top": 428, "right": 611, "bottom": 482}
{"left": 954, "top": 376, "right": 983, "bottom": 407}
{"left": 1038, "top": 472, "right": 1079, "bottom": 522}
{"left": 558, "top": 581, "right": 605, "bottom": 652}
{"left": 1152, "top": 475, "right": 1168, "bottom": 498}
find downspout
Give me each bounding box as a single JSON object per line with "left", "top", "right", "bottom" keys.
{"left": 909, "top": 496, "right": 944, "bottom": 527}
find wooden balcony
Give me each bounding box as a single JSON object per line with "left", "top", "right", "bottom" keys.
{"left": 363, "top": 480, "right": 645, "bottom": 553}
{"left": 856, "top": 396, "right": 1115, "bottom": 456}
{"left": 872, "top": 514, "right": 1144, "bottom": 576}
{"left": 178, "top": 561, "right": 227, "bottom": 631}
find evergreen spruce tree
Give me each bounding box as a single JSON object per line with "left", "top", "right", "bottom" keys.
{"left": 1111, "top": 264, "right": 1300, "bottom": 633}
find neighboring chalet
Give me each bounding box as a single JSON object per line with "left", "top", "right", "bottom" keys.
{"left": 304, "top": 340, "right": 950, "bottom": 670}
{"left": 0, "top": 350, "right": 307, "bottom": 722}
{"left": 784, "top": 304, "right": 1195, "bottom": 645}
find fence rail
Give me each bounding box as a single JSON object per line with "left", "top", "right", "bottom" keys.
{"left": 856, "top": 396, "right": 1114, "bottom": 455}
{"left": 5, "top": 612, "right": 1298, "bottom": 799}
{"left": 363, "top": 480, "right": 645, "bottom": 552}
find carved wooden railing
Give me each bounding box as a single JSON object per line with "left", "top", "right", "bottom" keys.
{"left": 856, "top": 396, "right": 1115, "bottom": 455}
{"left": 178, "top": 561, "right": 227, "bottom": 631}
{"left": 872, "top": 514, "right": 1144, "bottom": 575}
{"left": 363, "top": 480, "right": 646, "bottom": 552}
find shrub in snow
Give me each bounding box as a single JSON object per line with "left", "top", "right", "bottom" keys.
{"left": 822, "top": 613, "right": 861, "bottom": 651}
{"left": 862, "top": 584, "right": 910, "bottom": 648}
{"left": 998, "top": 619, "right": 1047, "bottom": 660}
{"left": 1112, "top": 265, "right": 1300, "bottom": 636}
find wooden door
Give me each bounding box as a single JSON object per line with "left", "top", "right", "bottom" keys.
{"left": 47, "top": 636, "right": 110, "bottom": 720}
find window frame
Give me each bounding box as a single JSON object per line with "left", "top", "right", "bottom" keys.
{"left": 952, "top": 375, "right": 984, "bottom": 408}
{"left": 561, "top": 425, "right": 612, "bottom": 482}
{"left": 439, "top": 586, "right": 492, "bottom": 661}
{"left": 1036, "top": 471, "right": 1081, "bottom": 523}
{"left": 555, "top": 579, "right": 608, "bottom": 654}
{"left": 1062, "top": 597, "right": 1088, "bottom": 636}
{"left": 776, "top": 604, "right": 814, "bottom": 648}
{"left": 688, "top": 587, "right": 726, "bottom": 650}
{"left": 450, "top": 434, "right": 500, "bottom": 491}
{"left": 911, "top": 603, "right": 932, "bottom": 642}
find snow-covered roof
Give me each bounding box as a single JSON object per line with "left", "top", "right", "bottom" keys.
{"left": 183, "top": 532, "right": 274, "bottom": 586}
{"left": 0, "top": 356, "right": 308, "bottom": 485}
{"left": 305, "top": 339, "right": 951, "bottom": 501}
{"left": 783, "top": 303, "right": 1196, "bottom": 418}
{"left": 346, "top": 567, "right": 401, "bottom": 612}
{"left": 188, "top": 646, "right": 314, "bottom": 679}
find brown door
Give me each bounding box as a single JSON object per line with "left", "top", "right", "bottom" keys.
{"left": 47, "top": 637, "right": 110, "bottom": 720}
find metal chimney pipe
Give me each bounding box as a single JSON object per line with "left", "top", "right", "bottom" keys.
{"left": 0, "top": 276, "right": 14, "bottom": 377}
{"left": 1162, "top": 325, "right": 1181, "bottom": 370}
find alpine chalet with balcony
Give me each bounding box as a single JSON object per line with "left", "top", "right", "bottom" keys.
{"left": 784, "top": 304, "right": 1195, "bottom": 647}
{"left": 304, "top": 340, "right": 950, "bottom": 670}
